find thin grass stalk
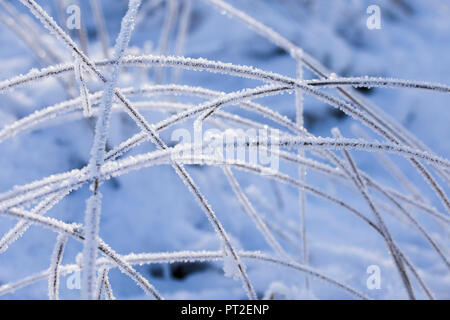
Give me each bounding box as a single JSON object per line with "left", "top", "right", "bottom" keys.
{"left": 82, "top": 0, "right": 142, "bottom": 300}
{"left": 2, "top": 205, "right": 163, "bottom": 299}
{"left": 48, "top": 233, "right": 68, "bottom": 300}
{"left": 294, "top": 49, "right": 309, "bottom": 290}
{"left": 90, "top": 0, "right": 110, "bottom": 59}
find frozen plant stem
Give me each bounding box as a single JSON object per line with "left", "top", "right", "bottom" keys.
{"left": 83, "top": 0, "right": 142, "bottom": 300}
{"left": 74, "top": 56, "right": 92, "bottom": 117}
{"left": 294, "top": 49, "right": 309, "bottom": 291}
{"left": 96, "top": 267, "right": 115, "bottom": 300}
{"left": 48, "top": 233, "right": 68, "bottom": 300}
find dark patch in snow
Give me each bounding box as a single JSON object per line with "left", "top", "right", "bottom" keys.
{"left": 170, "top": 262, "right": 211, "bottom": 280}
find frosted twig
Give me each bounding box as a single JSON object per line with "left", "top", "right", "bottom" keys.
{"left": 204, "top": 135, "right": 449, "bottom": 169}
{"left": 82, "top": 193, "right": 102, "bottom": 299}
{"left": 3, "top": 57, "right": 450, "bottom": 98}
{"left": 48, "top": 233, "right": 68, "bottom": 300}
{"left": 103, "top": 274, "right": 115, "bottom": 300}
{"left": 307, "top": 77, "right": 450, "bottom": 93}
{"left": 96, "top": 267, "right": 115, "bottom": 300}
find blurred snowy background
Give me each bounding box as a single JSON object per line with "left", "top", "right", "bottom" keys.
{"left": 0, "top": 0, "right": 449, "bottom": 299}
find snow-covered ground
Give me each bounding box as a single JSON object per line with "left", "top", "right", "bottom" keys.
{"left": 0, "top": 0, "right": 448, "bottom": 299}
